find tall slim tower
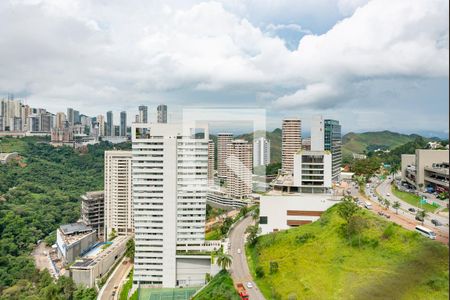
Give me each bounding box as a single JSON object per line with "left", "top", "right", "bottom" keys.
{"left": 311, "top": 115, "right": 324, "bottom": 151}
{"left": 282, "top": 118, "right": 302, "bottom": 174}
{"left": 157, "top": 104, "right": 167, "bottom": 123}
{"left": 138, "top": 105, "right": 148, "bottom": 123}
{"left": 253, "top": 137, "right": 271, "bottom": 167}
{"left": 106, "top": 111, "right": 113, "bottom": 136}
{"left": 226, "top": 139, "right": 252, "bottom": 199}
{"left": 67, "top": 108, "right": 74, "bottom": 125}
{"left": 132, "top": 122, "right": 210, "bottom": 288}
{"left": 97, "top": 115, "right": 105, "bottom": 136}
{"left": 217, "top": 133, "right": 233, "bottom": 178}
{"left": 55, "top": 112, "right": 66, "bottom": 129}
{"left": 104, "top": 151, "right": 133, "bottom": 238}
{"left": 120, "top": 111, "right": 127, "bottom": 136}
{"left": 324, "top": 119, "right": 342, "bottom": 181}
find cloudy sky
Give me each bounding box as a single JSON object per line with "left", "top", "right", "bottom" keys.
{"left": 0, "top": 0, "right": 448, "bottom": 135}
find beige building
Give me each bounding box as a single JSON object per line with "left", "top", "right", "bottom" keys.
{"left": 104, "top": 151, "right": 133, "bottom": 238}
{"left": 97, "top": 115, "right": 105, "bottom": 137}
{"left": 282, "top": 118, "right": 302, "bottom": 174}
{"left": 55, "top": 112, "right": 66, "bottom": 129}
{"left": 226, "top": 139, "right": 252, "bottom": 199}
{"left": 208, "top": 139, "right": 215, "bottom": 184}
{"left": 401, "top": 149, "right": 449, "bottom": 193}
{"left": 217, "top": 133, "right": 233, "bottom": 178}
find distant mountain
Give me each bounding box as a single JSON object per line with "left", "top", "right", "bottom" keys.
{"left": 341, "top": 130, "right": 431, "bottom": 159}
{"left": 211, "top": 129, "right": 439, "bottom": 165}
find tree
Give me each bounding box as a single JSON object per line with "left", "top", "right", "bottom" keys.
{"left": 108, "top": 228, "right": 117, "bottom": 241}
{"left": 384, "top": 199, "right": 391, "bottom": 210}
{"left": 246, "top": 225, "right": 261, "bottom": 246}
{"left": 255, "top": 266, "right": 265, "bottom": 278}
{"left": 252, "top": 207, "right": 260, "bottom": 220}
{"left": 337, "top": 199, "right": 359, "bottom": 223}
{"left": 416, "top": 210, "right": 427, "bottom": 225}
{"left": 215, "top": 252, "right": 232, "bottom": 270}
{"left": 125, "top": 239, "right": 135, "bottom": 262}
{"left": 240, "top": 206, "right": 248, "bottom": 217}
{"left": 393, "top": 201, "right": 401, "bottom": 214}
{"left": 269, "top": 261, "right": 279, "bottom": 274}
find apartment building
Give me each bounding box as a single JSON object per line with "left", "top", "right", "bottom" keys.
{"left": 401, "top": 149, "right": 449, "bottom": 193}
{"left": 282, "top": 118, "right": 302, "bottom": 174}
{"left": 157, "top": 104, "right": 167, "bottom": 123}
{"left": 226, "top": 139, "right": 253, "bottom": 199}
{"left": 217, "top": 133, "right": 233, "bottom": 178}
{"left": 120, "top": 111, "right": 127, "bottom": 136}
{"left": 104, "top": 151, "right": 133, "bottom": 238}
{"left": 132, "top": 122, "right": 219, "bottom": 288}
{"left": 253, "top": 137, "right": 270, "bottom": 167}
{"left": 139, "top": 105, "right": 148, "bottom": 123}
{"left": 324, "top": 119, "right": 342, "bottom": 181}
{"left": 208, "top": 139, "right": 215, "bottom": 184}
{"left": 293, "top": 150, "right": 332, "bottom": 193}
{"left": 81, "top": 191, "right": 105, "bottom": 240}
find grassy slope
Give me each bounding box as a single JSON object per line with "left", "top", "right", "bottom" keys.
{"left": 342, "top": 131, "right": 423, "bottom": 157}
{"left": 248, "top": 204, "right": 449, "bottom": 300}
{"left": 193, "top": 270, "right": 240, "bottom": 300}
{"left": 391, "top": 184, "right": 437, "bottom": 213}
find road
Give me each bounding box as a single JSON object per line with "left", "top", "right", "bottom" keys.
{"left": 98, "top": 258, "right": 132, "bottom": 300}
{"left": 350, "top": 179, "right": 449, "bottom": 244}
{"left": 229, "top": 216, "right": 265, "bottom": 300}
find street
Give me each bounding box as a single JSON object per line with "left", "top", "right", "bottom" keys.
{"left": 229, "top": 216, "right": 265, "bottom": 300}
{"left": 350, "top": 178, "right": 449, "bottom": 244}
{"left": 98, "top": 258, "right": 133, "bottom": 300}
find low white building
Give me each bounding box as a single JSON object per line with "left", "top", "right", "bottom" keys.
{"left": 259, "top": 193, "right": 339, "bottom": 235}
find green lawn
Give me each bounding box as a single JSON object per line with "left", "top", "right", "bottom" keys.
{"left": 442, "top": 208, "right": 449, "bottom": 213}
{"left": 205, "top": 228, "right": 222, "bottom": 240}
{"left": 138, "top": 287, "right": 198, "bottom": 300}
{"left": 119, "top": 269, "right": 133, "bottom": 300}
{"left": 193, "top": 270, "right": 239, "bottom": 300}
{"left": 391, "top": 184, "right": 437, "bottom": 213}
{"left": 247, "top": 204, "right": 449, "bottom": 300}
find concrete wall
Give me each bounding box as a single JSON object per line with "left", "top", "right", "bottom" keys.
{"left": 401, "top": 154, "right": 416, "bottom": 182}
{"left": 416, "top": 149, "right": 449, "bottom": 189}
{"left": 259, "top": 194, "right": 338, "bottom": 235}
{"left": 176, "top": 256, "right": 220, "bottom": 287}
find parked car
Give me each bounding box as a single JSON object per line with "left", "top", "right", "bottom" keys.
{"left": 415, "top": 215, "right": 424, "bottom": 222}
{"left": 408, "top": 208, "right": 416, "bottom": 213}
{"left": 431, "top": 219, "right": 442, "bottom": 226}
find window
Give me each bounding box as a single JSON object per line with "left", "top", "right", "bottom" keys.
{"left": 259, "top": 216, "right": 268, "bottom": 224}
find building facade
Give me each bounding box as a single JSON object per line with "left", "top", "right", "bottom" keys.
{"left": 282, "top": 118, "right": 302, "bottom": 174}
{"left": 208, "top": 139, "right": 215, "bottom": 184}
{"left": 138, "top": 105, "right": 148, "bottom": 123}
{"left": 253, "top": 137, "right": 270, "bottom": 167}
{"left": 217, "top": 133, "right": 233, "bottom": 178}
{"left": 81, "top": 191, "right": 105, "bottom": 240}
{"left": 226, "top": 139, "right": 252, "bottom": 199}
{"left": 132, "top": 122, "right": 215, "bottom": 288}
{"left": 106, "top": 111, "right": 113, "bottom": 136}
{"left": 293, "top": 150, "right": 332, "bottom": 193}
{"left": 104, "top": 151, "right": 133, "bottom": 238}
{"left": 324, "top": 119, "right": 342, "bottom": 181}
{"left": 120, "top": 111, "right": 127, "bottom": 136}
{"left": 157, "top": 104, "right": 167, "bottom": 123}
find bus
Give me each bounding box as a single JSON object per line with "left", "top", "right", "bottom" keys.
{"left": 364, "top": 202, "right": 372, "bottom": 210}
{"left": 415, "top": 225, "right": 436, "bottom": 240}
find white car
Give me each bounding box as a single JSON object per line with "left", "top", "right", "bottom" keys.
{"left": 386, "top": 193, "right": 390, "bottom": 197}
{"left": 237, "top": 248, "right": 241, "bottom": 254}
{"left": 246, "top": 282, "right": 253, "bottom": 289}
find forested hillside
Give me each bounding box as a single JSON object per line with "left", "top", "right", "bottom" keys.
{"left": 0, "top": 137, "right": 130, "bottom": 299}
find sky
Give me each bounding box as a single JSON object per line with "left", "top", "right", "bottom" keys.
{"left": 0, "top": 0, "right": 448, "bottom": 136}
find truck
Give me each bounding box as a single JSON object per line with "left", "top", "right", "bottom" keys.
{"left": 236, "top": 283, "right": 249, "bottom": 299}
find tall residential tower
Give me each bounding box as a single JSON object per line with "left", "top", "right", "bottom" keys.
{"left": 282, "top": 118, "right": 302, "bottom": 174}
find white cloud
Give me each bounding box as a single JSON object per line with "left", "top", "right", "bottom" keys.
{"left": 0, "top": 0, "right": 448, "bottom": 133}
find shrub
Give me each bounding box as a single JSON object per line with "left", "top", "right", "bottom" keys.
{"left": 269, "top": 261, "right": 279, "bottom": 274}
{"left": 295, "top": 233, "right": 315, "bottom": 245}
{"left": 255, "top": 266, "right": 265, "bottom": 278}
{"left": 382, "top": 224, "right": 396, "bottom": 239}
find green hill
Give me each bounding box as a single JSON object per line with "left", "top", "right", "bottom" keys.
{"left": 247, "top": 203, "right": 449, "bottom": 299}
{"left": 236, "top": 128, "right": 282, "bottom": 164}
{"left": 342, "top": 131, "right": 426, "bottom": 157}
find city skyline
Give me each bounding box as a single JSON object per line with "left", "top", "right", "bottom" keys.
{"left": 0, "top": 0, "right": 448, "bottom": 136}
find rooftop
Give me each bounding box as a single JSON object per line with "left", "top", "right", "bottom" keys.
{"left": 60, "top": 222, "right": 92, "bottom": 235}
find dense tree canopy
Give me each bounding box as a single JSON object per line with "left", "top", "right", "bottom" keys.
{"left": 0, "top": 137, "right": 130, "bottom": 298}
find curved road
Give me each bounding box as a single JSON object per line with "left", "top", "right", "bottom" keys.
{"left": 229, "top": 216, "right": 265, "bottom": 300}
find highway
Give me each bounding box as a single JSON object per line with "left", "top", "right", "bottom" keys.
{"left": 229, "top": 216, "right": 265, "bottom": 300}
{"left": 350, "top": 178, "right": 449, "bottom": 244}
{"left": 98, "top": 257, "right": 132, "bottom": 300}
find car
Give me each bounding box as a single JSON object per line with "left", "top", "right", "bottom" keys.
{"left": 408, "top": 208, "right": 416, "bottom": 213}
{"left": 386, "top": 193, "right": 390, "bottom": 197}
{"left": 415, "top": 215, "right": 424, "bottom": 222}
{"left": 112, "top": 291, "right": 116, "bottom": 296}
{"left": 431, "top": 219, "right": 442, "bottom": 226}
{"left": 246, "top": 282, "right": 253, "bottom": 289}
{"left": 378, "top": 211, "right": 384, "bottom": 216}
{"left": 237, "top": 248, "right": 241, "bottom": 254}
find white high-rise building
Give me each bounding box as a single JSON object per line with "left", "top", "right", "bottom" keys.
{"left": 311, "top": 115, "right": 324, "bottom": 151}
{"left": 208, "top": 139, "right": 215, "bottom": 184}
{"left": 132, "top": 122, "right": 218, "bottom": 288}
{"left": 253, "top": 137, "right": 270, "bottom": 167}
{"left": 282, "top": 118, "right": 302, "bottom": 174}
{"left": 104, "top": 151, "right": 133, "bottom": 238}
